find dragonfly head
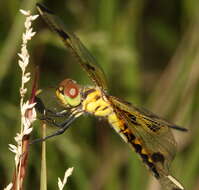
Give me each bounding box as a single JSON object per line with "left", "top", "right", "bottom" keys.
{"left": 56, "top": 78, "right": 81, "bottom": 107}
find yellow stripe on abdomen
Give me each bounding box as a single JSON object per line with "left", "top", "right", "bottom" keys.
{"left": 108, "top": 112, "right": 161, "bottom": 179}
{"left": 82, "top": 88, "right": 161, "bottom": 178}
{"left": 108, "top": 112, "right": 128, "bottom": 142}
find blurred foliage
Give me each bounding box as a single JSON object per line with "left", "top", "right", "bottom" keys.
{"left": 1, "top": 0, "right": 199, "bottom": 190}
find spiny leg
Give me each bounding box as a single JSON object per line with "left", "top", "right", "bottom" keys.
{"left": 31, "top": 111, "right": 83, "bottom": 144}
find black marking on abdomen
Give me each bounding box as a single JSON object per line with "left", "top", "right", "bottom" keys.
{"left": 140, "top": 153, "right": 148, "bottom": 163}
{"left": 120, "top": 125, "right": 136, "bottom": 142}
{"left": 151, "top": 152, "right": 165, "bottom": 163}
{"left": 133, "top": 143, "right": 142, "bottom": 153}
{"left": 148, "top": 161, "right": 160, "bottom": 178}
{"left": 118, "top": 121, "right": 160, "bottom": 179}
{"left": 119, "top": 124, "right": 128, "bottom": 132}
{"left": 130, "top": 140, "right": 160, "bottom": 178}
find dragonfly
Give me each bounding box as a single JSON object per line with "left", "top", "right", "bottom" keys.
{"left": 35, "top": 3, "right": 187, "bottom": 190}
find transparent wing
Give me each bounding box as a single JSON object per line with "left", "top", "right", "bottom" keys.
{"left": 36, "top": 3, "right": 108, "bottom": 91}
{"left": 109, "top": 96, "right": 184, "bottom": 190}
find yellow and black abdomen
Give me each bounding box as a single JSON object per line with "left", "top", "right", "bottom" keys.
{"left": 82, "top": 87, "right": 161, "bottom": 178}
{"left": 108, "top": 111, "right": 162, "bottom": 179}
{"left": 82, "top": 87, "right": 131, "bottom": 142}
{"left": 82, "top": 87, "right": 130, "bottom": 142}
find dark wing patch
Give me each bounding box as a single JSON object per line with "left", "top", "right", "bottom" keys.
{"left": 36, "top": 3, "right": 108, "bottom": 91}
{"left": 108, "top": 96, "right": 184, "bottom": 190}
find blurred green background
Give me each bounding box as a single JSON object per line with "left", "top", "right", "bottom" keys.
{"left": 1, "top": 0, "right": 199, "bottom": 190}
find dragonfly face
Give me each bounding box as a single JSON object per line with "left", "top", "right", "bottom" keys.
{"left": 36, "top": 3, "right": 187, "bottom": 190}
{"left": 56, "top": 78, "right": 81, "bottom": 107}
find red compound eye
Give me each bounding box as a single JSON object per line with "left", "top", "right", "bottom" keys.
{"left": 65, "top": 85, "right": 79, "bottom": 98}
{"left": 59, "top": 79, "right": 79, "bottom": 98}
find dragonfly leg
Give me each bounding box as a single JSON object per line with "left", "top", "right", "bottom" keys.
{"left": 31, "top": 111, "right": 83, "bottom": 144}
{"left": 43, "top": 109, "right": 69, "bottom": 118}
{"left": 38, "top": 108, "right": 82, "bottom": 128}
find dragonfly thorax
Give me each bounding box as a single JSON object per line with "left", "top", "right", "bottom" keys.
{"left": 56, "top": 78, "right": 81, "bottom": 107}
{"left": 81, "top": 87, "right": 113, "bottom": 117}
